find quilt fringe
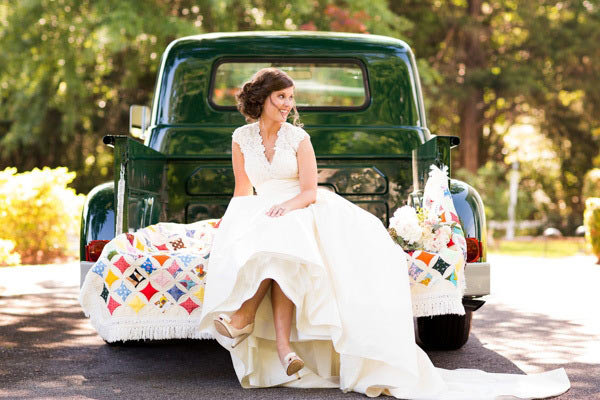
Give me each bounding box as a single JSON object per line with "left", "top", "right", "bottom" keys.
{"left": 79, "top": 275, "right": 214, "bottom": 343}
{"left": 411, "top": 294, "right": 465, "bottom": 317}
{"left": 89, "top": 318, "right": 215, "bottom": 343}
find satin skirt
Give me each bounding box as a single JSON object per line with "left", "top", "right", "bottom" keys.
{"left": 197, "top": 179, "right": 569, "bottom": 399}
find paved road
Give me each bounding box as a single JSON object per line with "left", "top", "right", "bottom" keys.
{"left": 0, "top": 254, "right": 598, "bottom": 399}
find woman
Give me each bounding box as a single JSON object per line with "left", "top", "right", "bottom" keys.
{"left": 197, "top": 68, "right": 569, "bottom": 398}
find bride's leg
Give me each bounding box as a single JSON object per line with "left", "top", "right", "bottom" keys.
{"left": 230, "top": 278, "right": 272, "bottom": 329}
{"left": 271, "top": 280, "right": 294, "bottom": 363}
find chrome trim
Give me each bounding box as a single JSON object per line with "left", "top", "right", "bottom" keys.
{"left": 80, "top": 261, "right": 95, "bottom": 288}
{"left": 464, "top": 262, "right": 490, "bottom": 297}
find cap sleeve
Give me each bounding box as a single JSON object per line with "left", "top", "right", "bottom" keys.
{"left": 232, "top": 126, "right": 244, "bottom": 145}
{"left": 290, "top": 126, "right": 310, "bottom": 152}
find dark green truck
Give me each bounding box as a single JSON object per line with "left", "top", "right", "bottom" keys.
{"left": 80, "top": 31, "right": 490, "bottom": 350}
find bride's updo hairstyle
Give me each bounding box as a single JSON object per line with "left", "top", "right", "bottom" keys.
{"left": 235, "top": 67, "right": 303, "bottom": 127}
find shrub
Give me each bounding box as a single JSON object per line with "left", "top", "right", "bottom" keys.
{"left": 583, "top": 168, "right": 600, "bottom": 200}
{"left": 0, "top": 239, "right": 21, "bottom": 266}
{"left": 584, "top": 197, "right": 600, "bottom": 264}
{"left": 0, "top": 167, "right": 85, "bottom": 265}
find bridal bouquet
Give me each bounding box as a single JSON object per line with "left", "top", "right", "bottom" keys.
{"left": 388, "top": 205, "right": 457, "bottom": 253}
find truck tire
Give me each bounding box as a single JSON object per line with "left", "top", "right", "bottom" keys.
{"left": 416, "top": 310, "right": 472, "bottom": 350}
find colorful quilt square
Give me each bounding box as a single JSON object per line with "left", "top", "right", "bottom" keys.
{"left": 100, "top": 284, "right": 109, "bottom": 302}
{"left": 105, "top": 269, "right": 119, "bottom": 288}
{"left": 185, "top": 229, "right": 196, "bottom": 238}
{"left": 107, "top": 250, "right": 119, "bottom": 261}
{"left": 194, "top": 264, "right": 206, "bottom": 279}
{"left": 432, "top": 258, "right": 451, "bottom": 276}
{"left": 177, "top": 254, "right": 195, "bottom": 267}
{"left": 153, "top": 255, "right": 169, "bottom": 266}
{"left": 126, "top": 268, "right": 146, "bottom": 288}
{"left": 179, "top": 297, "right": 199, "bottom": 314}
{"left": 140, "top": 282, "right": 159, "bottom": 301}
{"left": 92, "top": 261, "right": 106, "bottom": 277}
{"left": 446, "top": 271, "right": 458, "bottom": 287}
{"left": 415, "top": 251, "right": 435, "bottom": 266}
{"left": 151, "top": 269, "right": 172, "bottom": 289}
{"left": 113, "top": 256, "right": 130, "bottom": 274}
{"left": 107, "top": 296, "right": 121, "bottom": 315}
{"left": 170, "top": 238, "right": 186, "bottom": 250}
{"left": 154, "top": 295, "right": 172, "bottom": 312}
{"left": 167, "top": 260, "right": 182, "bottom": 278}
{"left": 140, "top": 258, "right": 156, "bottom": 275}
{"left": 127, "top": 295, "right": 146, "bottom": 313}
{"left": 408, "top": 263, "right": 424, "bottom": 281}
{"left": 419, "top": 273, "right": 433, "bottom": 286}
{"left": 114, "top": 282, "right": 131, "bottom": 301}
{"left": 178, "top": 275, "right": 196, "bottom": 291}
{"left": 193, "top": 286, "right": 205, "bottom": 303}
{"left": 167, "top": 285, "right": 185, "bottom": 302}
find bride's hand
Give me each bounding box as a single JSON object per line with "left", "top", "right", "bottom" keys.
{"left": 266, "top": 203, "right": 290, "bottom": 217}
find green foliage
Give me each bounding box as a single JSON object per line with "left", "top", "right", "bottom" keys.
{"left": 1, "top": 0, "right": 600, "bottom": 234}
{"left": 583, "top": 169, "right": 600, "bottom": 200}
{"left": 0, "top": 167, "right": 85, "bottom": 265}
{"left": 584, "top": 198, "right": 600, "bottom": 263}
{"left": 454, "top": 161, "right": 537, "bottom": 223}
{"left": 0, "top": 0, "right": 196, "bottom": 193}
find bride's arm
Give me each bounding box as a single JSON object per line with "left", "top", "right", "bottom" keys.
{"left": 266, "top": 137, "right": 317, "bottom": 217}
{"left": 232, "top": 141, "right": 254, "bottom": 197}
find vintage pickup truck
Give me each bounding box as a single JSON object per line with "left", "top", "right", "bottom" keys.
{"left": 80, "top": 31, "right": 490, "bottom": 350}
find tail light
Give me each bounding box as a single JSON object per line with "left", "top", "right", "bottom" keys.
{"left": 85, "top": 240, "right": 109, "bottom": 262}
{"left": 465, "top": 237, "right": 481, "bottom": 263}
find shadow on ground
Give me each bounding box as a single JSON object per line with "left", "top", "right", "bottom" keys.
{"left": 0, "top": 280, "right": 588, "bottom": 399}
{"left": 471, "top": 302, "right": 599, "bottom": 400}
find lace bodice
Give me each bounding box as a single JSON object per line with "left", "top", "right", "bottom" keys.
{"left": 232, "top": 122, "right": 310, "bottom": 190}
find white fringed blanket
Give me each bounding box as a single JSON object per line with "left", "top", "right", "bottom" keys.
{"left": 79, "top": 220, "right": 220, "bottom": 342}
{"left": 406, "top": 166, "right": 467, "bottom": 317}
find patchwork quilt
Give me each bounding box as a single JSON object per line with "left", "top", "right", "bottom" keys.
{"left": 406, "top": 165, "right": 468, "bottom": 317}
{"left": 79, "top": 220, "right": 220, "bottom": 342}
{"left": 80, "top": 167, "right": 468, "bottom": 342}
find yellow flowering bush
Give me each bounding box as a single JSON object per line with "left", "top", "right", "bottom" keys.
{"left": 584, "top": 197, "right": 600, "bottom": 264}
{"left": 583, "top": 168, "right": 600, "bottom": 200}
{"left": 0, "top": 238, "right": 21, "bottom": 266}
{"left": 0, "top": 167, "right": 85, "bottom": 265}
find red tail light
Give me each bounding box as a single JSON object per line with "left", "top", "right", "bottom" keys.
{"left": 86, "top": 240, "right": 110, "bottom": 262}
{"left": 465, "top": 237, "right": 480, "bottom": 263}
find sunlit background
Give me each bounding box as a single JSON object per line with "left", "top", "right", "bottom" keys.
{"left": 0, "top": 0, "right": 599, "bottom": 266}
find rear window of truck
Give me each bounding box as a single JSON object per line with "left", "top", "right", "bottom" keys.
{"left": 209, "top": 59, "right": 369, "bottom": 110}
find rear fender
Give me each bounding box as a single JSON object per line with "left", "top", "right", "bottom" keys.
{"left": 79, "top": 181, "right": 115, "bottom": 261}
{"left": 449, "top": 179, "right": 487, "bottom": 262}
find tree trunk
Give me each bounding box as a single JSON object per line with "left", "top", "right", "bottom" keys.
{"left": 459, "top": 88, "right": 483, "bottom": 173}
{"left": 458, "top": 0, "right": 485, "bottom": 173}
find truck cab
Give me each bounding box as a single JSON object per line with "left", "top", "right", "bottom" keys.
{"left": 80, "top": 31, "right": 490, "bottom": 349}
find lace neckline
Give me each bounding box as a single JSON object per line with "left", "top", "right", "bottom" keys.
{"left": 255, "top": 121, "right": 285, "bottom": 166}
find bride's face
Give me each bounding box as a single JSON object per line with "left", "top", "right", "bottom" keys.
{"left": 261, "top": 86, "right": 294, "bottom": 123}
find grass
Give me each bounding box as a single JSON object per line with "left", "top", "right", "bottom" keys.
{"left": 488, "top": 237, "right": 592, "bottom": 258}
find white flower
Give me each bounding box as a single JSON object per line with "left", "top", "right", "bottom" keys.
{"left": 423, "top": 224, "right": 452, "bottom": 252}
{"left": 390, "top": 206, "right": 422, "bottom": 244}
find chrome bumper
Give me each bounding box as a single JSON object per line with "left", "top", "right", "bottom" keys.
{"left": 464, "top": 261, "right": 490, "bottom": 297}
{"left": 80, "top": 261, "right": 94, "bottom": 288}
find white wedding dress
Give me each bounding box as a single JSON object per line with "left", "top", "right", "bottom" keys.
{"left": 197, "top": 121, "right": 569, "bottom": 399}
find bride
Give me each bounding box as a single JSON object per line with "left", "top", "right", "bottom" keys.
{"left": 197, "top": 67, "right": 570, "bottom": 399}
